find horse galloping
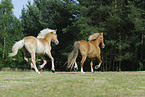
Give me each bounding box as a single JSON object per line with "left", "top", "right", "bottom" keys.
{"left": 36, "top": 28, "right": 58, "bottom": 70}
{"left": 9, "top": 28, "right": 59, "bottom": 74}
{"left": 67, "top": 32, "right": 105, "bottom": 74}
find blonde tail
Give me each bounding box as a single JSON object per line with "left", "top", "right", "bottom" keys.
{"left": 67, "top": 41, "right": 80, "bottom": 70}
{"left": 9, "top": 40, "right": 25, "bottom": 57}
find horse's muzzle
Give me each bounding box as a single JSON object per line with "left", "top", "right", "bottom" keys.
{"left": 55, "top": 40, "right": 59, "bottom": 45}
{"left": 102, "top": 44, "right": 105, "bottom": 48}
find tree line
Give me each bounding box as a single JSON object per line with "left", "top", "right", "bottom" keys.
{"left": 0, "top": 0, "right": 145, "bottom": 71}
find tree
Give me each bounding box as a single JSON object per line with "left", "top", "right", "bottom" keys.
{"left": 21, "top": 0, "right": 80, "bottom": 70}
{"left": 99, "top": 0, "right": 145, "bottom": 71}
{"left": 12, "top": 0, "right": 145, "bottom": 71}
{"left": 0, "top": 0, "right": 24, "bottom": 70}
{"left": 65, "top": 0, "right": 145, "bottom": 71}
{"left": 21, "top": 0, "right": 145, "bottom": 71}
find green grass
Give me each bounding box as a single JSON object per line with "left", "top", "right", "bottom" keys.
{"left": 0, "top": 71, "right": 145, "bottom": 97}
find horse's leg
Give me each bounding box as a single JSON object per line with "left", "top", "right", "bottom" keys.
{"left": 22, "top": 48, "right": 34, "bottom": 69}
{"left": 46, "top": 51, "right": 55, "bottom": 73}
{"left": 95, "top": 55, "right": 102, "bottom": 69}
{"left": 31, "top": 52, "right": 40, "bottom": 74}
{"left": 90, "top": 61, "right": 94, "bottom": 73}
{"left": 74, "top": 61, "right": 78, "bottom": 71}
{"left": 22, "top": 48, "right": 29, "bottom": 62}
{"left": 39, "top": 56, "right": 47, "bottom": 69}
{"left": 81, "top": 56, "right": 87, "bottom": 74}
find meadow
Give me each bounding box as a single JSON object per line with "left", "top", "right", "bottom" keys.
{"left": 0, "top": 71, "right": 145, "bottom": 97}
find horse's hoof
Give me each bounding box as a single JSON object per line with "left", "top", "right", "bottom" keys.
{"left": 39, "top": 65, "right": 43, "bottom": 69}
{"left": 81, "top": 72, "right": 85, "bottom": 74}
{"left": 37, "top": 72, "right": 40, "bottom": 74}
{"left": 95, "top": 65, "right": 100, "bottom": 69}
{"left": 52, "top": 70, "right": 55, "bottom": 73}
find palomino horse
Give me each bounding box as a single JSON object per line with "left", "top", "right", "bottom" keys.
{"left": 67, "top": 32, "right": 105, "bottom": 73}
{"left": 9, "top": 28, "right": 59, "bottom": 74}
{"left": 36, "top": 28, "right": 58, "bottom": 70}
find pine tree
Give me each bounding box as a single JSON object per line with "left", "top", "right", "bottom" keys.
{"left": 20, "top": 0, "right": 145, "bottom": 71}
{"left": 0, "top": 0, "right": 24, "bottom": 69}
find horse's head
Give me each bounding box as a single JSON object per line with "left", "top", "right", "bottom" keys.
{"left": 51, "top": 32, "right": 59, "bottom": 45}
{"left": 44, "top": 31, "right": 59, "bottom": 45}
{"left": 99, "top": 32, "right": 105, "bottom": 48}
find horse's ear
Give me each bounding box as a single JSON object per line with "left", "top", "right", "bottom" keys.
{"left": 54, "top": 29, "right": 57, "bottom": 34}
{"left": 100, "top": 32, "right": 103, "bottom": 35}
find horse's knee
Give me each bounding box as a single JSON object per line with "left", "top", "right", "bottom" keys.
{"left": 31, "top": 59, "right": 36, "bottom": 64}
{"left": 24, "top": 57, "right": 28, "bottom": 62}
{"left": 50, "top": 57, "right": 54, "bottom": 62}
{"left": 44, "top": 60, "right": 47, "bottom": 64}
{"left": 100, "top": 60, "right": 102, "bottom": 63}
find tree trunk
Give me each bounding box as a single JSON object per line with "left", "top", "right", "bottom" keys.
{"left": 2, "top": 37, "right": 5, "bottom": 58}
{"left": 118, "top": 32, "right": 121, "bottom": 71}
{"left": 2, "top": 26, "right": 6, "bottom": 59}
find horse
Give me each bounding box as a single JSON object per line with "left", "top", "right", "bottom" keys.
{"left": 36, "top": 28, "right": 58, "bottom": 70}
{"left": 9, "top": 28, "right": 59, "bottom": 74}
{"left": 67, "top": 32, "right": 105, "bottom": 74}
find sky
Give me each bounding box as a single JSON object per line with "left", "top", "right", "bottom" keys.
{"left": 1, "top": 0, "right": 79, "bottom": 18}
{"left": 0, "top": 0, "right": 34, "bottom": 18}
{"left": 12, "top": 0, "right": 34, "bottom": 18}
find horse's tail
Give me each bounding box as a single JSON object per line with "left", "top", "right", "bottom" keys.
{"left": 9, "top": 40, "right": 25, "bottom": 57}
{"left": 67, "top": 41, "right": 80, "bottom": 70}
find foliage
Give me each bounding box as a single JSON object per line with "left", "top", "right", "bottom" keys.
{"left": 0, "top": 0, "right": 24, "bottom": 69}
{"left": 0, "top": 0, "right": 145, "bottom": 71}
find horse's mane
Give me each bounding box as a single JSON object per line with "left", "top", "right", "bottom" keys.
{"left": 37, "top": 28, "right": 56, "bottom": 38}
{"left": 88, "top": 33, "right": 100, "bottom": 41}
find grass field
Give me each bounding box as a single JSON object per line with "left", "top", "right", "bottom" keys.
{"left": 0, "top": 71, "right": 145, "bottom": 97}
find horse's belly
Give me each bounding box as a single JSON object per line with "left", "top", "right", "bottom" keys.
{"left": 36, "top": 40, "right": 46, "bottom": 54}
{"left": 88, "top": 53, "right": 96, "bottom": 59}
{"left": 88, "top": 45, "right": 100, "bottom": 59}
{"left": 88, "top": 50, "right": 99, "bottom": 59}
{"left": 36, "top": 46, "right": 45, "bottom": 54}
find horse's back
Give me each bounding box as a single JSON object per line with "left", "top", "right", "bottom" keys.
{"left": 23, "top": 36, "right": 38, "bottom": 51}
{"left": 79, "top": 40, "right": 90, "bottom": 56}
{"left": 23, "top": 36, "right": 37, "bottom": 43}
{"left": 79, "top": 40, "right": 89, "bottom": 48}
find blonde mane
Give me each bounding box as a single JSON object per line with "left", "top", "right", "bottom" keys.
{"left": 37, "top": 28, "right": 56, "bottom": 39}
{"left": 88, "top": 33, "right": 100, "bottom": 41}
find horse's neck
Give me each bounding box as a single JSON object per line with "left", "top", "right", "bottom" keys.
{"left": 44, "top": 34, "right": 53, "bottom": 44}
{"left": 91, "top": 38, "right": 100, "bottom": 46}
